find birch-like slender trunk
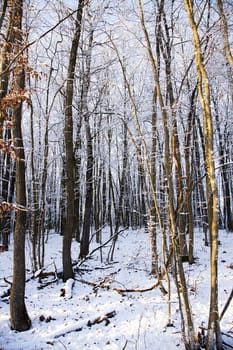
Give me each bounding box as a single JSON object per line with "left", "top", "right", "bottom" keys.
{"left": 184, "top": 1, "right": 222, "bottom": 348}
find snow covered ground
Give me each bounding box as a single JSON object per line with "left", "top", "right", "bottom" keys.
{"left": 0, "top": 228, "right": 232, "bottom": 350}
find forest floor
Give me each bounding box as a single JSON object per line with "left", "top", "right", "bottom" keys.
{"left": 0, "top": 228, "right": 233, "bottom": 350}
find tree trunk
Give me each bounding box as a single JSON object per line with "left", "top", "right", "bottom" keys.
{"left": 214, "top": 99, "right": 233, "bottom": 231}
{"left": 150, "top": 87, "right": 159, "bottom": 275}
{"left": 184, "top": 1, "right": 222, "bottom": 348}
{"left": 63, "top": 0, "right": 84, "bottom": 281}
{"left": 184, "top": 85, "right": 197, "bottom": 263}
{"left": 80, "top": 119, "right": 93, "bottom": 258}
{"left": 10, "top": 0, "right": 31, "bottom": 331}
{"left": 74, "top": 120, "right": 82, "bottom": 242}
{"left": 10, "top": 87, "right": 31, "bottom": 330}
{"left": 80, "top": 26, "right": 94, "bottom": 259}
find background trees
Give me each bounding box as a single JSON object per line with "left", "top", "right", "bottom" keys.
{"left": 0, "top": 0, "right": 232, "bottom": 346}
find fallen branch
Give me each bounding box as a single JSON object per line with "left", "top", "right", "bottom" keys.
{"left": 36, "top": 261, "right": 60, "bottom": 289}
{"left": 37, "top": 276, "right": 58, "bottom": 290}
{"left": 87, "top": 310, "right": 116, "bottom": 327}
{"left": 76, "top": 270, "right": 120, "bottom": 295}
{"left": 1, "top": 274, "right": 35, "bottom": 299}
{"left": 113, "top": 247, "right": 173, "bottom": 294}
{"left": 38, "top": 271, "right": 56, "bottom": 282}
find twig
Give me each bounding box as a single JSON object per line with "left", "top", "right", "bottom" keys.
{"left": 220, "top": 288, "right": 233, "bottom": 321}
{"left": 58, "top": 340, "right": 68, "bottom": 350}
{"left": 122, "top": 340, "right": 128, "bottom": 350}
{"left": 222, "top": 331, "right": 233, "bottom": 340}
{"left": 3, "top": 277, "right": 12, "bottom": 286}
{"left": 222, "top": 340, "right": 233, "bottom": 349}
{"left": 53, "top": 260, "right": 58, "bottom": 281}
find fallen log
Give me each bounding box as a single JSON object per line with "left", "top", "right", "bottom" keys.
{"left": 47, "top": 310, "right": 116, "bottom": 340}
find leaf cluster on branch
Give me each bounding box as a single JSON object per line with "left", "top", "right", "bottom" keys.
{"left": 0, "top": 201, "right": 14, "bottom": 218}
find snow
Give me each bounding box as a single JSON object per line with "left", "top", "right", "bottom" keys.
{"left": 60, "top": 278, "right": 75, "bottom": 300}
{"left": 0, "top": 228, "right": 232, "bottom": 350}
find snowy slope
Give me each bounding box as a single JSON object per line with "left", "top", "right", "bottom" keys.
{"left": 0, "top": 228, "right": 232, "bottom": 350}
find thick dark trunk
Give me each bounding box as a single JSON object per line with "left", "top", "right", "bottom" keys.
{"left": 9, "top": 0, "right": 31, "bottom": 332}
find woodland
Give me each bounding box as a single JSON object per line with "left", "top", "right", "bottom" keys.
{"left": 0, "top": 0, "right": 233, "bottom": 349}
